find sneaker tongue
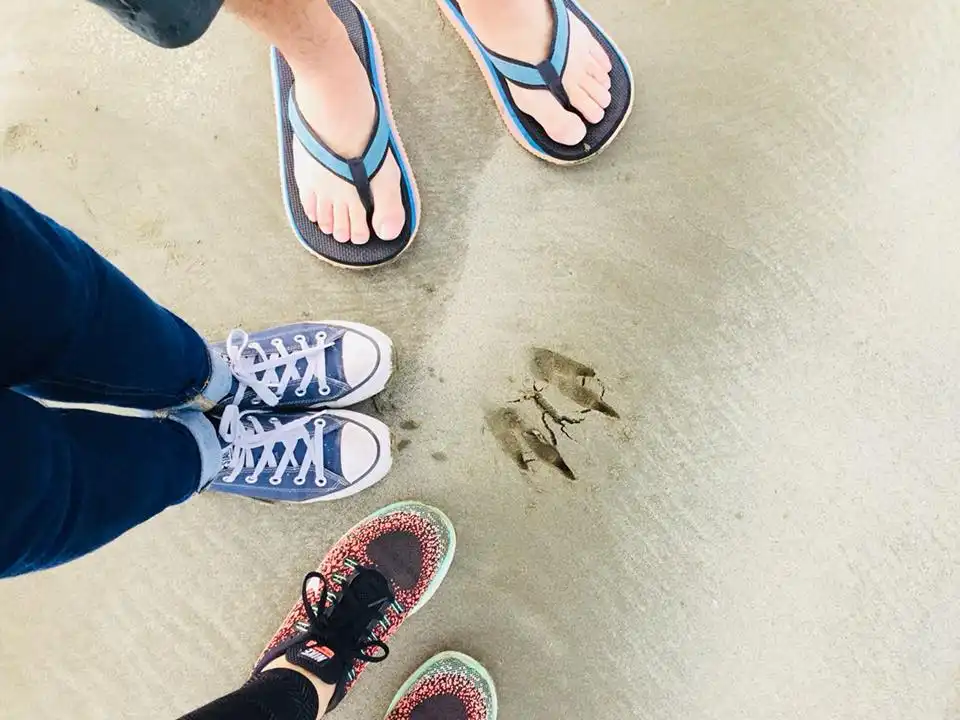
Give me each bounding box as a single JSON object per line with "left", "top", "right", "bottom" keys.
{"left": 332, "top": 569, "right": 393, "bottom": 626}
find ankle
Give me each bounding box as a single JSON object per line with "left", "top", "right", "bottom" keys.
{"left": 263, "top": 656, "right": 336, "bottom": 719}
{"left": 203, "top": 348, "right": 235, "bottom": 407}
{"left": 282, "top": 12, "right": 353, "bottom": 79}
{"left": 230, "top": 0, "right": 345, "bottom": 69}
{"left": 168, "top": 410, "right": 224, "bottom": 491}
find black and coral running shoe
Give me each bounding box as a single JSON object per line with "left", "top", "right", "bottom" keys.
{"left": 252, "top": 501, "right": 456, "bottom": 712}
{"left": 384, "top": 652, "right": 498, "bottom": 720}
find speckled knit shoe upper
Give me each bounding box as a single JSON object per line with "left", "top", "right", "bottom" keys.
{"left": 252, "top": 502, "right": 456, "bottom": 711}
{"left": 384, "top": 652, "right": 498, "bottom": 720}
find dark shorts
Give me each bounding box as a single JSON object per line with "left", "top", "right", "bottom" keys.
{"left": 88, "top": 0, "right": 224, "bottom": 48}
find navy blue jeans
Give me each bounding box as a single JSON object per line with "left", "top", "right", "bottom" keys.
{"left": 0, "top": 188, "right": 226, "bottom": 577}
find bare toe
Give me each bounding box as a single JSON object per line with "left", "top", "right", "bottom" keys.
{"left": 348, "top": 199, "right": 370, "bottom": 245}
{"left": 590, "top": 44, "right": 613, "bottom": 73}
{"left": 370, "top": 155, "right": 405, "bottom": 241}
{"left": 586, "top": 58, "right": 612, "bottom": 89}
{"left": 566, "top": 82, "right": 605, "bottom": 125}
{"left": 515, "top": 87, "right": 587, "bottom": 145}
{"left": 300, "top": 189, "right": 317, "bottom": 223}
{"left": 316, "top": 200, "right": 334, "bottom": 234}
{"left": 333, "top": 202, "right": 351, "bottom": 243}
{"left": 580, "top": 73, "right": 612, "bottom": 110}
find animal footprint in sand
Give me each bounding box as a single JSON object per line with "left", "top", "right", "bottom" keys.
{"left": 486, "top": 348, "right": 620, "bottom": 481}
{"left": 485, "top": 406, "right": 576, "bottom": 481}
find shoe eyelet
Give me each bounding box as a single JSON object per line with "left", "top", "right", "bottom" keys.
{"left": 245, "top": 476, "right": 258, "bottom": 485}
{"left": 294, "top": 477, "right": 306, "bottom": 486}
{"left": 269, "top": 476, "right": 282, "bottom": 486}
{"left": 314, "top": 476, "right": 327, "bottom": 488}
{"left": 315, "top": 332, "right": 327, "bottom": 342}
{"left": 319, "top": 386, "right": 331, "bottom": 396}
{"left": 295, "top": 388, "right": 307, "bottom": 397}
{"left": 271, "top": 338, "right": 284, "bottom": 349}
{"left": 294, "top": 334, "right": 306, "bottom": 343}
{"left": 252, "top": 398, "right": 261, "bottom": 405}
{"left": 314, "top": 418, "right": 326, "bottom": 430}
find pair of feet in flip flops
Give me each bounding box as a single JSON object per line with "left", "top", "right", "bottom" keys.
{"left": 246, "top": 502, "right": 495, "bottom": 720}
{"left": 274, "top": 0, "right": 635, "bottom": 268}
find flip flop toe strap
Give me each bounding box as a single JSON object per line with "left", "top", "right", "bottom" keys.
{"left": 347, "top": 160, "right": 374, "bottom": 218}
{"left": 287, "top": 88, "right": 392, "bottom": 221}
{"left": 476, "top": 0, "right": 581, "bottom": 118}
{"left": 535, "top": 60, "right": 571, "bottom": 110}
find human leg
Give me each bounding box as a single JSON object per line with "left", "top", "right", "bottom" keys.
{"left": 179, "top": 668, "right": 328, "bottom": 720}
{"left": 0, "top": 390, "right": 219, "bottom": 577}
{"left": 0, "top": 369, "right": 398, "bottom": 576}
{"left": 224, "top": 0, "right": 406, "bottom": 245}
{"left": 180, "top": 502, "right": 456, "bottom": 719}
{"left": 0, "top": 188, "right": 231, "bottom": 410}
{"left": 180, "top": 653, "right": 499, "bottom": 720}
{"left": 0, "top": 188, "right": 396, "bottom": 411}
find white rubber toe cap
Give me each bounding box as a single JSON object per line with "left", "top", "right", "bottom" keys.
{"left": 326, "top": 321, "right": 394, "bottom": 408}
{"left": 341, "top": 330, "right": 381, "bottom": 388}
{"left": 322, "top": 410, "right": 392, "bottom": 502}
{"left": 339, "top": 421, "right": 380, "bottom": 482}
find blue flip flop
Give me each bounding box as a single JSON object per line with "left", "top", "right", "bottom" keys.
{"left": 271, "top": 0, "right": 420, "bottom": 268}
{"left": 438, "top": 0, "right": 634, "bottom": 164}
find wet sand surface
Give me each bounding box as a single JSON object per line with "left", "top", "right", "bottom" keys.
{"left": 2, "top": 1, "right": 959, "bottom": 718}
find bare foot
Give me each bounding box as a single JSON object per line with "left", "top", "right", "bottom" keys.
{"left": 287, "top": 22, "right": 405, "bottom": 244}
{"left": 458, "top": 0, "right": 613, "bottom": 146}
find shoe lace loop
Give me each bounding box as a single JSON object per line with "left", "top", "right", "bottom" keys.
{"left": 226, "top": 328, "right": 334, "bottom": 407}
{"left": 218, "top": 405, "right": 327, "bottom": 486}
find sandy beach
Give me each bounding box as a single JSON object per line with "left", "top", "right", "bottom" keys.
{"left": 2, "top": 1, "right": 959, "bottom": 717}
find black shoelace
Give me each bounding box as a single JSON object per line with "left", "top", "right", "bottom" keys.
{"left": 299, "top": 569, "right": 392, "bottom": 665}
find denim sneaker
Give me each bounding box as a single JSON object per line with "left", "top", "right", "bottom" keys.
{"left": 212, "top": 321, "right": 394, "bottom": 411}
{"left": 251, "top": 502, "right": 456, "bottom": 712}
{"left": 206, "top": 405, "right": 392, "bottom": 503}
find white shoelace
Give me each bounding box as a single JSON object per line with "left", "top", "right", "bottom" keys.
{"left": 225, "top": 328, "right": 335, "bottom": 407}
{"left": 218, "top": 405, "right": 327, "bottom": 487}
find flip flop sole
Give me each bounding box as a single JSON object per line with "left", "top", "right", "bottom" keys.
{"left": 272, "top": 0, "right": 421, "bottom": 269}
{"left": 439, "top": 0, "right": 635, "bottom": 165}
